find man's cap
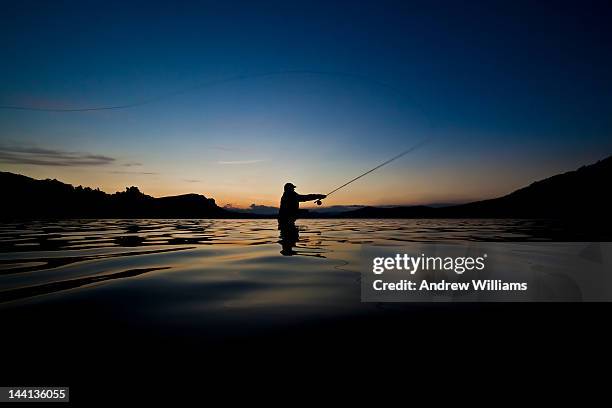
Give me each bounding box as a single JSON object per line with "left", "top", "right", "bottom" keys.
{"left": 284, "top": 182, "right": 296, "bottom": 190}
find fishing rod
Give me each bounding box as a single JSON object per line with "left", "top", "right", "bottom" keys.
{"left": 315, "top": 139, "right": 428, "bottom": 205}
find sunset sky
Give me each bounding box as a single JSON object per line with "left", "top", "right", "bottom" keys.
{"left": 1, "top": 1, "right": 611, "bottom": 207}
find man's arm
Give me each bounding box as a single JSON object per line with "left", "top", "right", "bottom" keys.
{"left": 296, "top": 194, "right": 326, "bottom": 202}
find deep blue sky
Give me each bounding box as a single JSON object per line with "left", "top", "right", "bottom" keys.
{"left": 1, "top": 0, "right": 611, "bottom": 206}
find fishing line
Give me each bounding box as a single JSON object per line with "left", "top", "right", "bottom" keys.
{"left": 0, "top": 69, "right": 429, "bottom": 120}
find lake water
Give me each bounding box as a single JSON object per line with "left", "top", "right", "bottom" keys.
{"left": 0, "top": 218, "right": 599, "bottom": 321}
{"left": 0, "top": 218, "right": 587, "bottom": 302}
{"left": 1, "top": 218, "right": 609, "bottom": 390}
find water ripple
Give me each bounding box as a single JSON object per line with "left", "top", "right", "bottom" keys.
{"left": 0, "top": 218, "right": 599, "bottom": 305}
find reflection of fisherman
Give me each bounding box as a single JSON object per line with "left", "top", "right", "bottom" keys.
{"left": 278, "top": 183, "right": 326, "bottom": 224}
{"left": 278, "top": 222, "right": 299, "bottom": 256}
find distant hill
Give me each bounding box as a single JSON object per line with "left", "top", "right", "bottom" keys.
{"left": 223, "top": 203, "right": 279, "bottom": 216}
{"left": 224, "top": 204, "right": 368, "bottom": 217}
{"left": 310, "top": 205, "right": 365, "bottom": 215}
{"left": 337, "top": 155, "right": 612, "bottom": 219}
{"left": 2, "top": 154, "right": 610, "bottom": 219}
{"left": 1, "top": 172, "right": 237, "bottom": 219}
{"left": 336, "top": 205, "right": 438, "bottom": 218}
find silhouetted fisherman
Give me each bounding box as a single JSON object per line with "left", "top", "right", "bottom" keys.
{"left": 278, "top": 183, "right": 326, "bottom": 224}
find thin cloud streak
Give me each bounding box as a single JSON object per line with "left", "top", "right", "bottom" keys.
{"left": 211, "top": 146, "right": 245, "bottom": 152}
{"left": 0, "top": 144, "right": 115, "bottom": 166}
{"left": 217, "top": 159, "right": 264, "bottom": 165}
{"left": 108, "top": 170, "right": 158, "bottom": 175}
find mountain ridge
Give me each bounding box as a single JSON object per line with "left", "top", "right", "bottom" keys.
{"left": 0, "top": 172, "right": 244, "bottom": 219}
{"left": 338, "top": 155, "right": 611, "bottom": 218}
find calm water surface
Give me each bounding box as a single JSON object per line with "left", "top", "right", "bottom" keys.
{"left": 0, "top": 218, "right": 596, "bottom": 335}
